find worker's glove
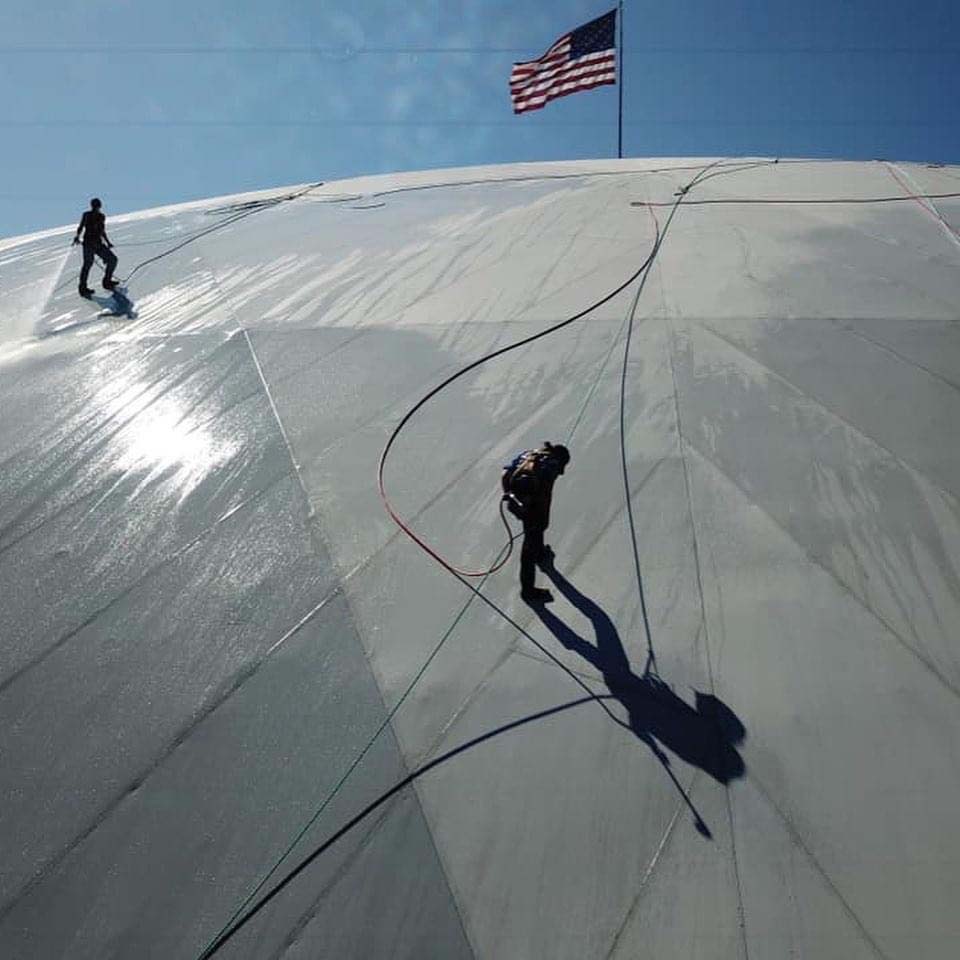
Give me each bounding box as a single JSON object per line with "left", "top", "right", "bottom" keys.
{"left": 502, "top": 493, "right": 525, "bottom": 520}
{"left": 72, "top": 237, "right": 79, "bottom": 246}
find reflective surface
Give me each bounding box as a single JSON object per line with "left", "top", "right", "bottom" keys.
{"left": 1, "top": 158, "right": 960, "bottom": 958}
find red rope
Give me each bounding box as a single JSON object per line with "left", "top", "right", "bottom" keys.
{"left": 378, "top": 203, "right": 661, "bottom": 578}
{"left": 884, "top": 163, "right": 960, "bottom": 242}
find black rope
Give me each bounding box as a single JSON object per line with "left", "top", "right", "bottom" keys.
{"left": 637, "top": 190, "right": 960, "bottom": 207}
{"left": 618, "top": 159, "right": 727, "bottom": 679}
{"left": 51, "top": 182, "right": 323, "bottom": 295}
{"left": 197, "top": 159, "right": 748, "bottom": 958}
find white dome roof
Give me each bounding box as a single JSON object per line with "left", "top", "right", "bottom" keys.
{"left": 1, "top": 157, "right": 959, "bottom": 958}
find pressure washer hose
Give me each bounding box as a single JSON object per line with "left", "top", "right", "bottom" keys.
{"left": 377, "top": 202, "right": 662, "bottom": 577}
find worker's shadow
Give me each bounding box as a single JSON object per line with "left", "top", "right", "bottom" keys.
{"left": 531, "top": 556, "right": 746, "bottom": 786}
{"left": 93, "top": 286, "right": 137, "bottom": 320}
{"left": 42, "top": 288, "right": 138, "bottom": 337}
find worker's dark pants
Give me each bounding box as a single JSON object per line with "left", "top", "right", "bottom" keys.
{"left": 79, "top": 242, "right": 117, "bottom": 289}
{"left": 520, "top": 522, "right": 546, "bottom": 593}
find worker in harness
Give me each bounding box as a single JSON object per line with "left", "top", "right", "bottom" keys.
{"left": 73, "top": 197, "right": 119, "bottom": 298}
{"left": 502, "top": 442, "right": 570, "bottom": 603}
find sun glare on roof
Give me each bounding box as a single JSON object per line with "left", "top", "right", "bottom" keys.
{"left": 115, "top": 393, "right": 236, "bottom": 498}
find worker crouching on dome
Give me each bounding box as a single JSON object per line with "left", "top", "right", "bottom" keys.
{"left": 501, "top": 441, "right": 570, "bottom": 603}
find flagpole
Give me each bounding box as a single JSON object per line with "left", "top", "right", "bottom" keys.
{"left": 617, "top": 0, "right": 624, "bottom": 159}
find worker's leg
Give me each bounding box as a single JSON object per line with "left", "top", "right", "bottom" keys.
{"left": 520, "top": 523, "right": 544, "bottom": 594}
{"left": 79, "top": 245, "right": 96, "bottom": 290}
{"left": 98, "top": 243, "right": 118, "bottom": 284}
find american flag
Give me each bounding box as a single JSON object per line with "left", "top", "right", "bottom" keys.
{"left": 510, "top": 10, "right": 617, "bottom": 115}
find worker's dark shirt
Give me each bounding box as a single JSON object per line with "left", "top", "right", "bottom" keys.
{"left": 78, "top": 210, "right": 106, "bottom": 246}
{"left": 504, "top": 454, "right": 560, "bottom": 530}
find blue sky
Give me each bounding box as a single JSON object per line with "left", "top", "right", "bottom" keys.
{"left": 2, "top": 0, "right": 958, "bottom": 238}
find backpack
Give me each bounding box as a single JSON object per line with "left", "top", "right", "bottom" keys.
{"left": 502, "top": 448, "right": 553, "bottom": 497}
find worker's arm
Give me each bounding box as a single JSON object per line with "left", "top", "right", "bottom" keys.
{"left": 72, "top": 212, "right": 87, "bottom": 245}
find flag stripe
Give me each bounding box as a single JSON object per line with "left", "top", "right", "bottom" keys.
{"left": 513, "top": 75, "right": 616, "bottom": 114}
{"left": 509, "top": 10, "right": 617, "bottom": 115}
{"left": 510, "top": 51, "right": 615, "bottom": 92}
{"left": 510, "top": 47, "right": 571, "bottom": 80}
{"left": 512, "top": 62, "right": 616, "bottom": 107}
{"left": 512, "top": 35, "right": 572, "bottom": 71}
{"left": 513, "top": 71, "right": 617, "bottom": 110}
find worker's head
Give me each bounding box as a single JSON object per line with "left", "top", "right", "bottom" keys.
{"left": 543, "top": 442, "right": 570, "bottom": 475}
{"left": 90, "top": 198, "right": 102, "bottom": 210}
